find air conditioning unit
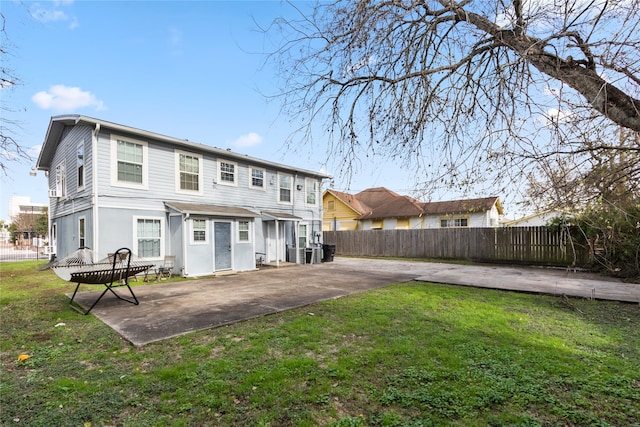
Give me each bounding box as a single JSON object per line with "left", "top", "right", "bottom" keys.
{"left": 48, "top": 189, "right": 59, "bottom": 198}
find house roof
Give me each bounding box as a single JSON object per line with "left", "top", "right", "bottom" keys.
{"left": 165, "top": 202, "right": 258, "bottom": 218}
{"left": 325, "top": 189, "right": 368, "bottom": 215}
{"left": 325, "top": 187, "right": 502, "bottom": 220}
{"left": 420, "top": 197, "right": 503, "bottom": 216}
{"left": 503, "top": 209, "right": 571, "bottom": 226}
{"left": 36, "top": 115, "right": 332, "bottom": 180}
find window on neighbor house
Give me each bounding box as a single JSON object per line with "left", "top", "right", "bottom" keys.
{"left": 371, "top": 219, "right": 383, "bottom": 230}
{"left": 250, "top": 168, "right": 265, "bottom": 189}
{"left": 278, "top": 174, "right": 292, "bottom": 203}
{"left": 178, "top": 152, "right": 202, "bottom": 192}
{"left": 440, "top": 218, "right": 469, "bottom": 228}
{"left": 77, "top": 143, "right": 85, "bottom": 190}
{"left": 55, "top": 161, "right": 67, "bottom": 198}
{"left": 306, "top": 179, "right": 317, "bottom": 205}
{"left": 238, "top": 221, "right": 250, "bottom": 242}
{"left": 78, "top": 217, "right": 86, "bottom": 248}
{"left": 396, "top": 218, "right": 410, "bottom": 229}
{"left": 328, "top": 200, "right": 335, "bottom": 210}
{"left": 136, "top": 218, "right": 162, "bottom": 258}
{"left": 298, "top": 224, "right": 308, "bottom": 248}
{"left": 192, "top": 219, "right": 207, "bottom": 243}
{"left": 218, "top": 160, "right": 237, "bottom": 185}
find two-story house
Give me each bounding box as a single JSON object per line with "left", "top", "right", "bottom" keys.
{"left": 36, "top": 115, "right": 330, "bottom": 277}
{"left": 323, "top": 187, "right": 503, "bottom": 230}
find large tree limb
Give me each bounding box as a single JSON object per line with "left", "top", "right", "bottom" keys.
{"left": 442, "top": 0, "right": 640, "bottom": 132}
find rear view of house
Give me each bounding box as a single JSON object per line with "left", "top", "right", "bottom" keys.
{"left": 36, "top": 115, "right": 330, "bottom": 276}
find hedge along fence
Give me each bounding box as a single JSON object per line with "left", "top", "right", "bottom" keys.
{"left": 323, "top": 226, "right": 591, "bottom": 267}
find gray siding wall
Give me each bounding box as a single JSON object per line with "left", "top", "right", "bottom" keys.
{"left": 50, "top": 123, "right": 325, "bottom": 273}
{"left": 52, "top": 209, "right": 92, "bottom": 259}
{"left": 93, "top": 130, "right": 323, "bottom": 225}
{"left": 48, "top": 125, "right": 93, "bottom": 219}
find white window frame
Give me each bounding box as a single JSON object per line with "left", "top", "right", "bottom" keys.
{"left": 55, "top": 160, "right": 67, "bottom": 198}
{"left": 51, "top": 223, "right": 57, "bottom": 247}
{"left": 305, "top": 178, "right": 318, "bottom": 206}
{"left": 78, "top": 216, "right": 86, "bottom": 248}
{"left": 77, "top": 142, "right": 85, "bottom": 191}
{"left": 298, "top": 223, "right": 308, "bottom": 248}
{"left": 217, "top": 159, "right": 238, "bottom": 187}
{"left": 440, "top": 217, "right": 469, "bottom": 228}
{"left": 237, "top": 220, "right": 251, "bottom": 243}
{"left": 249, "top": 167, "right": 266, "bottom": 190}
{"left": 175, "top": 150, "right": 203, "bottom": 195}
{"left": 133, "top": 216, "right": 165, "bottom": 260}
{"left": 111, "top": 135, "right": 149, "bottom": 190}
{"left": 278, "top": 173, "right": 293, "bottom": 205}
{"left": 190, "top": 218, "right": 208, "bottom": 244}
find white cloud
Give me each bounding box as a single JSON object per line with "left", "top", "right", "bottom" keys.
{"left": 544, "top": 108, "right": 574, "bottom": 125}
{"left": 28, "top": 145, "right": 43, "bottom": 159}
{"left": 30, "top": 7, "right": 68, "bottom": 23}
{"left": 169, "top": 27, "right": 182, "bottom": 46}
{"left": 32, "top": 85, "right": 105, "bottom": 112}
{"left": 30, "top": 1, "right": 78, "bottom": 29}
{"left": 232, "top": 132, "right": 263, "bottom": 148}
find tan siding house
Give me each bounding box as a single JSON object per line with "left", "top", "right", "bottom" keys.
{"left": 323, "top": 187, "right": 503, "bottom": 230}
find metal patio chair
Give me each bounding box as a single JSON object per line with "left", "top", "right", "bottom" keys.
{"left": 156, "top": 255, "right": 175, "bottom": 280}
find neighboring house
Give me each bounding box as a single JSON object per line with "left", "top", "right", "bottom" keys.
{"left": 8, "top": 196, "right": 47, "bottom": 223}
{"left": 323, "top": 187, "right": 503, "bottom": 230}
{"left": 503, "top": 210, "right": 571, "bottom": 227}
{"left": 36, "top": 115, "right": 331, "bottom": 276}
{"left": 7, "top": 196, "right": 48, "bottom": 248}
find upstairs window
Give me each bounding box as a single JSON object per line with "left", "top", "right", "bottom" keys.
{"left": 176, "top": 151, "right": 202, "bottom": 194}
{"left": 77, "top": 143, "right": 85, "bottom": 190}
{"left": 278, "top": 173, "right": 292, "bottom": 204}
{"left": 55, "top": 161, "right": 67, "bottom": 198}
{"left": 117, "top": 141, "right": 143, "bottom": 183}
{"left": 328, "top": 200, "right": 335, "bottom": 210}
{"left": 305, "top": 179, "right": 317, "bottom": 205}
{"left": 218, "top": 160, "right": 237, "bottom": 186}
{"left": 111, "top": 136, "right": 148, "bottom": 189}
{"left": 250, "top": 167, "right": 265, "bottom": 189}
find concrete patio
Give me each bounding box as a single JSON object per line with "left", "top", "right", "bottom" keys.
{"left": 68, "top": 257, "right": 639, "bottom": 346}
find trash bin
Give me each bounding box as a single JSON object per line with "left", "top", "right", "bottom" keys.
{"left": 322, "top": 244, "right": 335, "bottom": 262}
{"left": 305, "top": 248, "right": 313, "bottom": 264}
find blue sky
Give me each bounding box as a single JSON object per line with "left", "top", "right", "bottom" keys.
{"left": 1, "top": 0, "right": 510, "bottom": 221}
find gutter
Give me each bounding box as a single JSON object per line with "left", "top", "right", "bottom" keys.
{"left": 92, "top": 123, "right": 100, "bottom": 255}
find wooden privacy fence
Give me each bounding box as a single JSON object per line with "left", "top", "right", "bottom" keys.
{"left": 323, "top": 227, "right": 590, "bottom": 267}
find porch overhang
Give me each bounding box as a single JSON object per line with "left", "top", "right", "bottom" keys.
{"left": 165, "top": 202, "right": 258, "bottom": 218}
{"left": 261, "top": 211, "right": 302, "bottom": 221}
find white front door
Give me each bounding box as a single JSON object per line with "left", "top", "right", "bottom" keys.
{"left": 266, "top": 221, "right": 286, "bottom": 263}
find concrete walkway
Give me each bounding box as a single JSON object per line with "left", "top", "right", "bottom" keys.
{"left": 69, "top": 257, "right": 639, "bottom": 346}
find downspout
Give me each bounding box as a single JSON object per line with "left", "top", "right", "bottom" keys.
{"left": 91, "top": 123, "right": 100, "bottom": 256}
{"left": 275, "top": 219, "right": 280, "bottom": 268}
{"left": 293, "top": 173, "right": 299, "bottom": 264}
{"left": 182, "top": 212, "right": 189, "bottom": 276}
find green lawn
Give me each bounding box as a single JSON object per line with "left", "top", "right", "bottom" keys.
{"left": 1, "top": 260, "right": 639, "bottom": 426}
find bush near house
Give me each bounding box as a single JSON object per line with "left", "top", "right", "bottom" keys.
{"left": 553, "top": 199, "right": 640, "bottom": 280}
